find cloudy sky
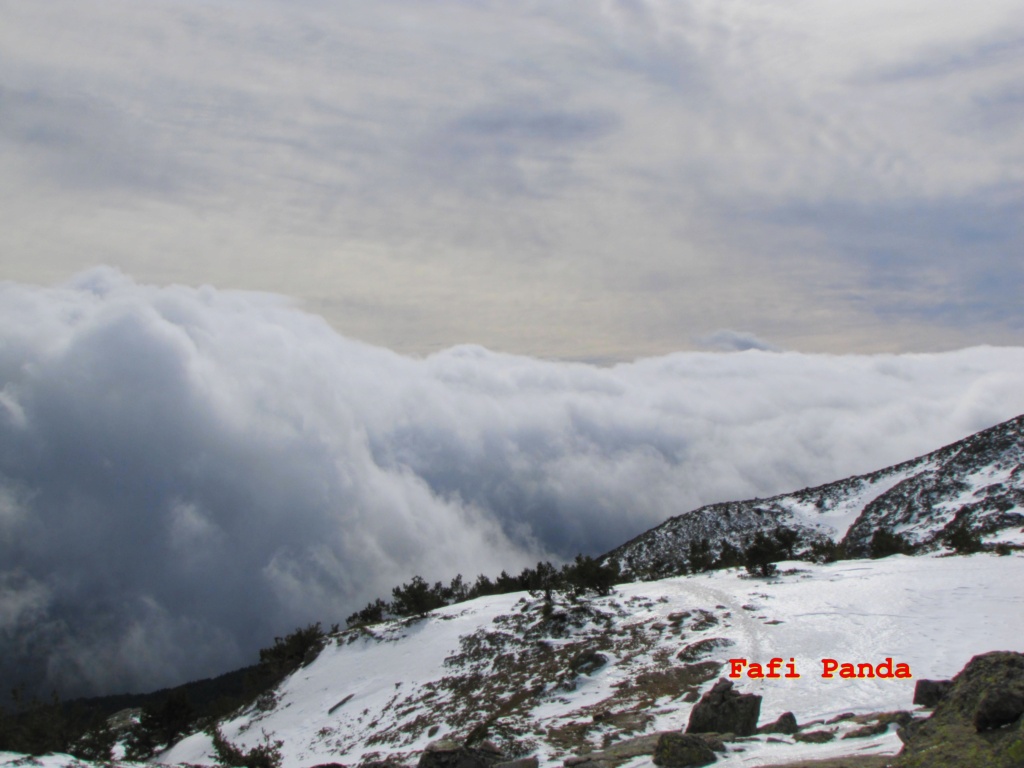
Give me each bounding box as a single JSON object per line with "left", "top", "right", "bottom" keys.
{"left": 2, "top": 0, "right": 1023, "bottom": 358}
{"left": 2, "top": 0, "right": 1024, "bottom": 699}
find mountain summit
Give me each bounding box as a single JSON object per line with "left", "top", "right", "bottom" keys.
{"left": 604, "top": 414, "right": 1024, "bottom": 578}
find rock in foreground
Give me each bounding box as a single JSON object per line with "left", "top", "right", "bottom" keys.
{"left": 685, "top": 678, "right": 761, "bottom": 737}
{"left": 894, "top": 650, "right": 1024, "bottom": 767}
{"left": 652, "top": 733, "right": 717, "bottom": 767}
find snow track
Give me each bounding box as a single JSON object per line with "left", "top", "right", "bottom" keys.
{"left": 148, "top": 553, "right": 1024, "bottom": 768}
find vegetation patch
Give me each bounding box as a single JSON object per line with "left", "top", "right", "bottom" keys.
{"left": 676, "top": 638, "right": 735, "bottom": 663}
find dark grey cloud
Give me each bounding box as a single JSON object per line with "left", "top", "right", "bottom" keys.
{"left": 3, "top": 271, "right": 1024, "bottom": 698}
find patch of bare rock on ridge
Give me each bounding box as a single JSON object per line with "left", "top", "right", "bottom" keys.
{"left": 406, "top": 651, "right": 1024, "bottom": 768}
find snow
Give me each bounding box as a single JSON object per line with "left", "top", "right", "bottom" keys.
{"left": 152, "top": 552, "right": 1024, "bottom": 768}
{"left": 0, "top": 754, "right": 133, "bottom": 768}
{"left": 4, "top": 553, "right": 1021, "bottom": 768}
{"left": 780, "top": 463, "right": 926, "bottom": 539}
{"left": 989, "top": 528, "right": 1024, "bottom": 545}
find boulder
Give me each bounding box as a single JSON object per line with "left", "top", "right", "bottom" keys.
{"left": 974, "top": 688, "right": 1024, "bottom": 732}
{"left": 418, "top": 740, "right": 506, "bottom": 768}
{"left": 757, "top": 712, "right": 798, "bottom": 735}
{"left": 493, "top": 758, "right": 537, "bottom": 768}
{"left": 792, "top": 729, "right": 835, "bottom": 743}
{"left": 842, "top": 721, "right": 889, "bottom": 739}
{"left": 570, "top": 649, "right": 608, "bottom": 676}
{"left": 652, "top": 733, "right": 717, "bottom": 767}
{"left": 913, "top": 678, "right": 953, "bottom": 708}
{"left": 676, "top": 638, "right": 735, "bottom": 664}
{"left": 685, "top": 679, "right": 761, "bottom": 737}
{"left": 893, "top": 650, "right": 1024, "bottom": 767}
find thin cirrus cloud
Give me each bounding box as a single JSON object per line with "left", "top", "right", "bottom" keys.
{"left": 0, "top": 0, "right": 1022, "bottom": 357}
{"left": 2, "top": 270, "right": 1024, "bottom": 697}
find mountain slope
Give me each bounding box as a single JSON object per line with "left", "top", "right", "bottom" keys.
{"left": 604, "top": 415, "right": 1024, "bottom": 577}
{"left": 155, "top": 552, "right": 1024, "bottom": 768}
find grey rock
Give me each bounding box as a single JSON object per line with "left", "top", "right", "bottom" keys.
{"left": 792, "top": 729, "right": 835, "bottom": 743}
{"left": 757, "top": 711, "right": 798, "bottom": 735}
{"left": 676, "top": 638, "right": 735, "bottom": 664}
{"left": 686, "top": 678, "right": 761, "bottom": 737}
{"left": 652, "top": 733, "right": 716, "bottom": 767}
{"left": 974, "top": 688, "right": 1024, "bottom": 732}
{"left": 493, "top": 758, "right": 537, "bottom": 768}
{"left": 893, "top": 650, "right": 1024, "bottom": 767}
{"left": 418, "top": 740, "right": 506, "bottom": 768}
{"left": 570, "top": 649, "right": 608, "bottom": 676}
{"left": 913, "top": 678, "right": 953, "bottom": 708}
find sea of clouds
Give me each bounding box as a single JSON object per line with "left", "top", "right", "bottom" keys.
{"left": 3, "top": 268, "right": 1024, "bottom": 698}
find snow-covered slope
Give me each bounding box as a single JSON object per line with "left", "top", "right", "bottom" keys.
{"left": 605, "top": 415, "right": 1024, "bottom": 576}
{"left": 153, "top": 552, "right": 1024, "bottom": 768}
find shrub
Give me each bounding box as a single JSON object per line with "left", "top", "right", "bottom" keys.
{"left": 743, "top": 531, "right": 781, "bottom": 577}
{"left": 772, "top": 526, "right": 801, "bottom": 559}
{"left": 70, "top": 721, "right": 117, "bottom": 762}
{"left": 469, "top": 573, "right": 496, "bottom": 598}
{"left": 390, "top": 576, "right": 448, "bottom": 616}
{"left": 715, "top": 541, "right": 744, "bottom": 569}
{"left": 563, "top": 555, "right": 620, "bottom": 596}
{"left": 0, "top": 689, "right": 72, "bottom": 755}
{"left": 208, "top": 725, "right": 283, "bottom": 768}
{"left": 806, "top": 539, "right": 846, "bottom": 564}
{"left": 870, "top": 528, "right": 914, "bottom": 558}
{"left": 346, "top": 598, "right": 389, "bottom": 628}
{"left": 943, "top": 522, "right": 983, "bottom": 554}
{"left": 259, "top": 623, "right": 327, "bottom": 674}
{"left": 687, "top": 538, "right": 715, "bottom": 573}
{"left": 124, "top": 690, "right": 195, "bottom": 760}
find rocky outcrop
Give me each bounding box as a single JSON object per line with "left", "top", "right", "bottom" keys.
{"left": 676, "top": 638, "right": 735, "bottom": 664}
{"left": 792, "top": 729, "right": 835, "bottom": 743}
{"left": 974, "top": 687, "right": 1024, "bottom": 732}
{"left": 569, "top": 649, "right": 608, "bottom": 676}
{"left": 560, "top": 731, "right": 726, "bottom": 768}
{"left": 912, "top": 678, "right": 953, "bottom": 708}
{"left": 563, "top": 733, "right": 664, "bottom": 767}
{"left": 603, "top": 414, "right": 1024, "bottom": 576}
{"left": 417, "top": 740, "right": 506, "bottom": 768}
{"left": 894, "top": 650, "right": 1024, "bottom": 767}
{"left": 493, "top": 758, "right": 538, "bottom": 768}
{"left": 685, "top": 678, "right": 761, "bottom": 737}
{"left": 652, "top": 733, "right": 716, "bottom": 767}
{"left": 757, "top": 711, "right": 798, "bottom": 735}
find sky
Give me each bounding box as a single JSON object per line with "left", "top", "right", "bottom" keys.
{"left": 1, "top": 0, "right": 1024, "bottom": 699}
{"left": 1, "top": 0, "right": 1023, "bottom": 359}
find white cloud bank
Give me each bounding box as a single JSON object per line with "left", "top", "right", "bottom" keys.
{"left": 3, "top": 269, "right": 1024, "bottom": 696}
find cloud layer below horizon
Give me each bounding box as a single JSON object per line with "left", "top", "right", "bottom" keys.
{"left": 3, "top": 271, "right": 1024, "bottom": 697}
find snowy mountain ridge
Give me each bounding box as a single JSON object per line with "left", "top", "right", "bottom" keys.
{"left": 150, "top": 553, "right": 1024, "bottom": 768}
{"left": 604, "top": 414, "right": 1024, "bottom": 578}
